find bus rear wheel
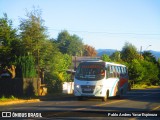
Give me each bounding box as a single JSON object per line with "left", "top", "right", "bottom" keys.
{"left": 102, "top": 91, "right": 109, "bottom": 102}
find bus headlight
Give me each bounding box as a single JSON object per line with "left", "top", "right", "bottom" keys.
{"left": 97, "top": 85, "right": 103, "bottom": 89}
{"left": 75, "top": 84, "right": 80, "bottom": 88}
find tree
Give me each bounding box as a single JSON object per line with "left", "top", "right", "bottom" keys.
{"left": 56, "top": 30, "right": 70, "bottom": 54}
{"left": 0, "top": 13, "right": 19, "bottom": 65}
{"left": 142, "top": 51, "right": 157, "bottom": 64}
{"left": 101, "top": 54, "right": 111, "bottom": 62}
{"left": 142, "top": 60, "right": 159, "bottom": 85}
{"left": 44, "top": 52, "right": 72, "bottom": 92}
{"left": 67, "top": 34, "right": 84, "bottom": 56}
{"left": 128, "top": 59, "right": 145, "bottom": 83}
{"left": 110, "top": 51, "right": 121, "bottom": 62}
{"left": 56, "top": 30, "right": 84, "bottom": 56}
{"left": 19, "top": 8, "right": 48, "bottom": 67}
{"left": 83, "top": 44, "right": 97, "bottom": 56}
{"left": 158, "top": 58, "right": 160, "bottom": 66}
{"left": 15, "top": 55, "right": 36, "bottom": 78}
{"left": 121, "top": 42, "right": 140, "bottom": 62}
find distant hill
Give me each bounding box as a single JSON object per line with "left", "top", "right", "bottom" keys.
{"left": 97, "top": 49, "right": 117, "bottom": 56}
{"left": 149, "top": 50, "right": 160, "bottom": 60}
{"left": 97, "top": 49, "right": 160, "bottom": 60}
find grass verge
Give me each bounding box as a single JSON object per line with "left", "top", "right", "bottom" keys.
{"left": 0, "top": 95, "right": 18, "bottom": 101}
{"left": 131, "top": 84, "right": 160, "bottom": 89}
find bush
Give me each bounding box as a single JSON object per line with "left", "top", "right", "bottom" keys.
{"left": 15, "top": 55, "right": 37, "bottom": 78}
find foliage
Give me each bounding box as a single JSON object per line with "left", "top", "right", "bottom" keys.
{"left": 110, "top": 51, "right": 121, "bottom": 62}
{"left": 83, "top": 44, "right": 97, "bottom": 56}
{"left": 141, "top": 60, "right": 159, "bottom": 85}
{"left": 56, "top": 30, "right": 70, "bottom": 54}
{"left": 101, "top": 54, "right": 111, "bottom": 62}
{"left": 121, "top": 42, "right": 140, "bottom": 62}
{"left": 15, "top": 55, "right": 36, "bottom": 78}
{"left": 38, "top": 40, "right": 59, "bottom": 71}
{"left": 44, "top": 53, "right": 72, "bottom": 92}
{"left": 0, "top": 95, "right": 17, "bottom": 101}
{"left": 1, "top": 9, "right": 160, "bottom": 91}
{"left": 158, "top": 58, "right": 160, "bottom": 65}
{"left": 19, "top": 8, "right": 48, "bottom": 66}
{"left": 56, "top": 30, "right": 84, "bottom": 56}
{"left": 128, "top": 59, "right": 145, "bottom": 83}
{"left": 128, "top": 59, "right": 159, "bottom": 85}
{"left": 0, "top": 13, "right": 18, "bottom": 65}
{"left": 132, "top": 84, "right": 160, "bottom": 89}
{"left": 67, "top": 34, "right": 84, "bottom": 56}
{"left": 142, "top": 51, "right": 157, "bottom": 64}
{"left": 49, "top": 53, "right": 71, "bottom": 82}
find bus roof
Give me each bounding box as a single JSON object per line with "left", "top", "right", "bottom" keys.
{"left": 81, "top": 60, "right": 103, "bottom": 62}
{"left": 80, "top": 61, "right": 126, "bottom": 67}
{"left": 105, "top": 62, "right": 126, "bottom": 67}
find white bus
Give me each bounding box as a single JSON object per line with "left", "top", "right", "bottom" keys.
{"left": 74, "top": 61, "right": 129, "bottom": 101}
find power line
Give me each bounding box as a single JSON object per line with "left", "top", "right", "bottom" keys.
{"left": 47, "top": 28, "right": 160, "bottom": 36}
{"left": 12, "top": 24, "right": 160, "bottom": 36}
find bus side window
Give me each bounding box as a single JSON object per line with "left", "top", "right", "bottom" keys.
{"left": 125, "top": 67, "right": 129, "bottom": 78}
{"left": 112, "top": 66, "right": 115, "bottom": 78}
{"left": 110, "top": 66, "right": 114, "bottom": 78}
{"left": 106, "top": 65, "right": 110, "bottom": 78}
{"left": 121, "top": 67, "right": 125, "bottom": 77}
{"left": 113, "top": 66, "right": 117, "bottom": 78}
{"left": 120, "top": 67, "right": 123, "bottom": 77}
{"left": 116, "top": 66, "right": 120, "bottom": 78}
{"left": 123, "top": 67, "right": 127, "bottom": 76}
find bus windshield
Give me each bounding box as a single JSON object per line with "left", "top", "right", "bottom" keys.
{"left": 75, "top": 62, "right": 105, "bottom": 81}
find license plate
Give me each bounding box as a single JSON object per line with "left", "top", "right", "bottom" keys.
{"left": 83, "top": 88, "right": 91, "bottom": 91}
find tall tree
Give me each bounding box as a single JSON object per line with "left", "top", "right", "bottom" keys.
{"left": 19, "top": 8, "right": 48, "bottom": 67}
{"left": 121, "top": 42, "right": 140, "bottom": 62}
{"left": 101, "top": 54, "right": 111, "bottom": 62}
{"left": 67, "top": 34, "right": 84, "bottom": 56}
{"left": 128, "top": 59, "right": 145, "bottom": 83}
{"left": 110, "top": 51, "right": 121, "bottom": 62}
{"left": 83, "top": 44, "right": 97, "bottom": 56}
{"left": 158, "top": 58, "right": 160, "bottom": 66}
{"left": 142, "top": 51, "right": 157, "bottom": 64}
{"left": 56, "top": 30, "right": 84, "bottom": 56}
{"left": 56, "top": 30, "right": 70, "bottom": 54}
{"left": 0, "top": 13, "right": 19, "bottom": 65}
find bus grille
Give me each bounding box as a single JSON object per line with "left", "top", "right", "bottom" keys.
{"left": 81, "top": 85, "right": 95, "bottom": 93}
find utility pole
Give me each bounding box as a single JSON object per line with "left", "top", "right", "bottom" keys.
{"left": 140, "top": 45, "right": 152, "bottom": 59}
{"left": 140, "top": 46, "right": 142, "bottom": 57}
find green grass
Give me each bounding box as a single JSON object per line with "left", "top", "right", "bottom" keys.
{"left": 131, "top": 84, "right": 160, "bottom": 89}
{"left": 0, "top": 95, "right": 18, "bottom": 101}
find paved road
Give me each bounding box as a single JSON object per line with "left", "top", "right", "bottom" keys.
{"left": 0, "top": 88, "right": 160, "bottom": 120}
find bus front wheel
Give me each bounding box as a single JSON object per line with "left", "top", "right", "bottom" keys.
{"left": 102, "top": 91, "right": 109, "bottom": 102}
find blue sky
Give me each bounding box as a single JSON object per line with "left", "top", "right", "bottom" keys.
{"left": 0, "top": 0, "right": 160, "bottom": 51}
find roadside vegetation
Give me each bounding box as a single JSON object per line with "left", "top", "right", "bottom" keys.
{"left": 102, "top": 42, "right": 160, "bottom": 89}
{"left": 0, "top": 95, "right": 17, "bottom": 101}
{"left": 0, "top": 8, "right": 160, "bottom": 96}
{"left": 131, "top": 84, "right": 160, "bottom": 89}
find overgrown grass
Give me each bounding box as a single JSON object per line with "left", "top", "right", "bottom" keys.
{"left": 0, "top": 95, "right": 18, "bottom": 101}
{"left": 131, "top": 84, "right": 160, "bottom": 89}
